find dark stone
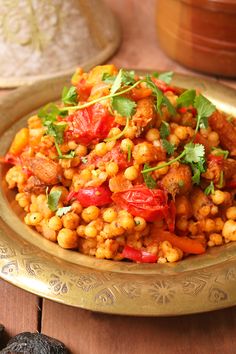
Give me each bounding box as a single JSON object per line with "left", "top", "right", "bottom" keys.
{"left": 0, "top": 332, "right": 69, "bottom": 354}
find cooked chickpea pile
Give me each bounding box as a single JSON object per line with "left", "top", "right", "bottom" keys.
{"left": 4, "top": 65, "right": 236, "bottom": 263}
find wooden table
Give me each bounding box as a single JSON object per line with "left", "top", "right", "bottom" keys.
{"left": 1, "top": 1, "right": 236, "bottom": 353}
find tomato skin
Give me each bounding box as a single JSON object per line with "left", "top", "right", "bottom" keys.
{"left": 112, "top": 184, "right": 168, "bottom": 222}
{"left": 67, "top": 186, "right": 112, "bottom": 207}
{"left": 207, "top": 154, "right": 224, "bottom": 164}
{"left": 177, "top": 107, "right": 197, "bottom": 117}
{"left": 65, "top": 103, "right": 115, "bottom": 145}
{"left": 122, "top": 245, "right": 157, "bottom": 263}
{"left": 152, "top": 78, "right": 178, "bottom": 94}
{"left": 76, "top": 78, "right": 92, "bottom": 101}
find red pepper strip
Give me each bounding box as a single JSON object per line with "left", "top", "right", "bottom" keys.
{"left": 66, "top": 186, "right": 112, "bottom": 207}
{"left": 177, "top": 107, "right": 197, "bottom": 117}
{"left": 112, "top": 184, "right": 168, "bottom": 222}
{"left": 65, "top": 103, "right": 115, "bottom": 145}
{"left": 122, "top": 245, "right": 157, "bottom": 263}
{"left": 207, "top": 154, "right": 224, "bottom": 164}
{"left": 151, "top": 229, "right": 206, "bottom": 255}
{"left": 164, "top": 200, "right": 176, "bottom": 233}
{"left": 152, "top": 78, "right": 178, "bottom": 94}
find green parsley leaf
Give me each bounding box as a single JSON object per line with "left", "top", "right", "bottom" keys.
{"left": 176, "top": 89, "right": 196, "bottom": 108}
{"left": 160, "top": 121, "right": 170, "bottom": 139}
{"left": 47, "top": 122, "right": 67, "bottom": 144}
{"left": 162, "top": 139, "right": 175, "bottom": 155}
{"left": 183, "top": 143, "right": 205, "bottom": 163}
{"left": 194, "top": 94, "right": 216, "bottom": 132}
{"left": 56, "top": 206, "right": 72, "bottom": 217}
{"left": 157, "top": 71, "right": 173, "bottom": 84}
{"left": 62, "top": 86, "right": 77, "bottom": 105}
{"left": 204, "top": 181, "right": 215, "bottom": 195}
{"left": 47, "top": 190, "right": 62, "bottom": 212}
{"left": 111, "top": 96, "right": 136, "bottom": 117}
{"left": 211, "top": 147, "right": 229, "bottom": 159}
{"left": 110, "top": 69, "right": 123, "bottom": 95}
{"left": 142, "top": 163, "right": 157, "bottom": 189}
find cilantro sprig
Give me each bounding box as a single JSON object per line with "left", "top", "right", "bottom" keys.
{"left": 204, "top": 181, "right": 215, "bottom": 195}
{"left": 194, "top": 94, "right": 216, "bottom": 133}
{"left": 47, "top": 190, "right": 62, "bottom": 212}
{"left": 153, "top": 71, "right": 173, "bottom": 84}
{"left": 62, "top": 86, "right": 77, "bottom": 105}
{"left": 160, "top": 121, "right": 170, "bottom": 139}
{"left": 142, "top": 142, "right": 206, "bottom": 185}
{"left": 143, "top": 163, "right": 157, "bottom": 189}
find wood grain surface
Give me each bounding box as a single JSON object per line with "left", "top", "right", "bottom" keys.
{"left": 1, "top": 0, "right": 236, "bottom": 353}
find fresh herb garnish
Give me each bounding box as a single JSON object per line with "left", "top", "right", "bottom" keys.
{"left": 218, "top": 171, "right": 224, "bottom": 188}
{"left": 161, "top": 139, "right": 175, "bottom": 155}
{"left": 56, "top": 206, "right": 72, "bottom": 217}
{"left": 211, "top": 147, "right": 229, "bottom": 159}
{"left": 62, "top": 86, "right": 77, "bottom": 105}
{"left": 143, "top": 163, "right": 157, "bottom": 189}
{"left": 110, "top": 69, "right": 123, "bottom": 95}
{"left": 194, "top": 94, "right": 216, "bottom": 133}
{"left": 111, "top": 96, "right": 136, "bottom": 118}
{"left": 152, "top": 71, "right": 173, "bottom": 84}
{"left": 105, "top": 116, "right": 131, "bottom": 142}
{"left": 47, "top": 122, "right": 67, "bottom": 145}
{"left": 47, "top": 190, "right": 62, "bottom": 212}
{"left": 102, "top": 72, "right": 116, "bottom": 84}
{"left": 81, "top": 156, "right": 88, "bottom": 164}
{"left": 204, "top": 181, "right": 215, "bottom": 195}
{"left": 176, "top": 89, "right": 196, "bottom": 108}
{"left": 160, "top": 121, "right": 170, "bottom": 139}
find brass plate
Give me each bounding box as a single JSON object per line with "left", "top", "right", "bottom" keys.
{"left": 0, "top": 73, "right": 236, "bottom": 316}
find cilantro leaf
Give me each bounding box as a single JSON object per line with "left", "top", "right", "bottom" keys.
{"left": 194, "top": 94, "right": 216, "bottom": 132}
{"left": 152, "top": 71, "right": 173, "bottom": 84}
{"left": 58, "top": 150, "right": 76, "bottom": 160}
{"left": 111, "top": 96, "right": 136, "bottom": 117}
{"left": 176, "top": 89, "right": 196, "bottom": 108}
{"left": 121, "top": 70, "right": 136, "bottom": 85}
{"left": 204, "top": 181, "right": 215, "bottom": 195}
{"left": 160, "top": 121, "right": 170, "bottom": 139}
{"left": 47, "top": 122, "right": 67, "bottom": 144}
{"left": 183, "top": 143, "right": 205, "bottom": 163}
{"left": 102, "top": 72, "right": 115, "bottom": 84}
{"left": 110, "top": 69, "right": 123, "bottom": 95}
{"left": 62, "top": 86, "right": 77, "bottom": 105}
{"left": 157, "top": 71, "right": 173, "bottom": 84}
{"left": 191, "top": 159, "right": 205, "bottom": 185}
{"left": 47, "top": 190, "right": 62, "bottom": 212}
{"left": 142, "top": 163, "right": 157, "bottom": 189}
{"left": 162, "top": 139, "right": 175, "bottom": 155}
{"left": 56, "top": 206, "right": 72, "bottom": 217}
{"left": 81, "top": 157, "right": 88, "bottom": 164}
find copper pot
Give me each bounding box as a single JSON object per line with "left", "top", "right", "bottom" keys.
{"left": 156, "top": 0, "right": 236, "bottom": 77}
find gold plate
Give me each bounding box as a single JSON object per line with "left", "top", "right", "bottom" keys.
{"left": 1, "top": 72, "right": 236, "bottom": 316}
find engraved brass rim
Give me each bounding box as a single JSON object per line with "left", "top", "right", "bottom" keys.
{"left": 0, "top": 72, "right": 236, "bottom": 316}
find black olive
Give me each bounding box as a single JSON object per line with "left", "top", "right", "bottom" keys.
{"left": 0, "top": 332, "right": 69, "bottom": 354}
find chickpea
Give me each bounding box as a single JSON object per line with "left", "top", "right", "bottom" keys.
{"left": 68, "top": 140, "right": 77, "bottom": 150}
{"left": 64, "top": 168, "right": 75, "bottom": 180}
{"left": 176, "top": 217, "right": 188, "bottom": 232}
{"left": 110, "top": 221, "right": 125, "bottom": 236}
{"left": 211, "top": 190, "right": 226, "bottom": 205}
{"left": 204, "top": 218, "right": 216, "bottom": 233}
{"left": 108, "top": 127, "right": 121, "bottom": 138}
{"left": 120, "top": 138, "right": 134, "bottom": 152}
{"left": 48, "top": 216, "right": 63, "bottom": 231}
{"left": 124, "top": 166, "right": 138, "bottom": 181}
{"left": 208, "top": 131, "right": 220, "bottom": 147}
{"left": 62, "top": 212, "right": 80, "bottom": 230}
{"left": 71, "top": 201, "right": 83, "bottom": 214}
{"left": 24, "top": 212, "right": 43, "bottom": 226}
{"left": 57, "top": 228, "right": 78, "bottom": 249}
{"left": 208, "top": 233, "right": 223, "bottom": 247}
{"left": 106, "top": 140, "right": 116, "bottom": 151}
{"left": 103, "top": 208, "right": 118, "bottom": 223}
{"left": 168, "top": 134, "right": 180, "bottom": 146}
{"left": 77, "top": 225, "right": 86, "bottom": 237}
{"left": 50, "top": 186, "right": 68, "bottom": 202}
{"left": 175, "top": 196, "right": 192, "bottom": 217}
{"left": 84, "top": 224, "right": 98, "bottom": 238}
{"left": 154, "top": 161, "right": 169, "bottom": 177}
{"left": 199, "top": 205, "right": 211, "bottom": 218}
{"left": 145, "top": 128, "right": 160, "bottom": 142}
{"left": 124, "top": 126, "right": 137, "bottom": 139}
{"left": 41, "top": 221, "right": 57, "bottom": 242}
{"left": 75, "top": 144, "right": 87, "bottom": 157}
{"left": 95, "top": 142, "right": 107, "bottom": 156}
{"left": 215, "top": 217, "right": 224, "bottom": 232}
{"left": 80, "top": 169, "right": 92, "bottom": 181}
{"left": 134, "top": 217, "right": 147, "bottom": 231}
{"left": 222, "top": 220, "right": 236, "bottom": 241}
{"left": 226, "top": 206, "right": 236, "bottom": 220}
{"left": 174, "top": 126, "right": 188, "bottom": 140}
{"left": 82, "top": 206, "right": 100, "bottom": 223}
{"left": 119, "top": 215, "right": 135, "bottom": 231}
{"left": 106, "top": 162, "right": 119, "bottom": 177}
{"left": 16, "top": 193, "right": 30, "bottom": 209}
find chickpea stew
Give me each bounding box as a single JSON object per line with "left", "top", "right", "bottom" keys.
{"left": 2, "top": 65, "right": 236, "bottom": 263}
